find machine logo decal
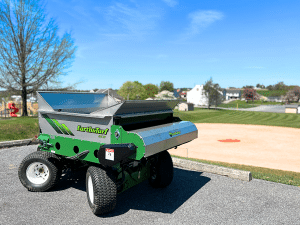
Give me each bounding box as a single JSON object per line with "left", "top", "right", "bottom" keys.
{"left": 169, "top": 131, "right": 181, "bottom": 137}
{"left": 77, "top": 125, "right": 109, "bottom": 135}
{"left": 42, "top": 114, "right": 74, "bottom": 136}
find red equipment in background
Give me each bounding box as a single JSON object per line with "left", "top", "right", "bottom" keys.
{"left": 8, "top": 102, "right": 19, "bottom": 117}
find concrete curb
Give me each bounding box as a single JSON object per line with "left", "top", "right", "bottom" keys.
{"left": 0, "top": 139, "right": 252, "bottom": 182}
{"left": 0, "top": 139, "right": 39, "bottom": 149}
{"left": 172, "top": 157, "right": 252, "bottom": 182}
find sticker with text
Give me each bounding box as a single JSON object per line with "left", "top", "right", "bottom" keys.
{"left": 105, "top": 148, "right": 114, "bottom": 161}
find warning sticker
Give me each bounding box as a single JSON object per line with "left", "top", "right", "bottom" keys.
{"left": 105, "top": 148, "right": 114, "bottom": 161}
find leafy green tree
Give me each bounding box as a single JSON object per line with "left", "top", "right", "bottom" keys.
{"left": 0, "top": 0, "right": 76, "bottom": 116}
{"left": 133, "top": 81, "right": 143, "bottom": 86}
{"left": 117, "top": 81, "right": 147, "bottom": 100}
{"left": 202, "top": 77, "right": 224, "bottom": 109}
{"left": 274, "top": 81, "right": 287, "bottom": 91}
{"left": 159, "top": 81, "right": 174, "bottom": 92}
{"left": 144, "top": 83, "right": 159, "bottom": 98}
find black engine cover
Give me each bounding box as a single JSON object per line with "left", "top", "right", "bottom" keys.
{"left": 98, "top": 143, "right": 136, "bottom": 167}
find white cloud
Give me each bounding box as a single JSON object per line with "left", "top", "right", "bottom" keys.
{"left": 103, "top": 3, "right": 160, "bottom": 38}
{"left": 162, "top": 0, "right": 178, "bottom": 7}
{"left": 187, "top": 10, "right": 224, "bottom": 35}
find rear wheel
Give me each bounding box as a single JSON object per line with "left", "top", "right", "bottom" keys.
{"left": 18, "top": 151, "right": 62, "bottom": 192}
{"left": 86, "top": 166, "right": 117, "bottom": 215}
{"left": 149, "top": 150, "right": 174, "bottom": 188}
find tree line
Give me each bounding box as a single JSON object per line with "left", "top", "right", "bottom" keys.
{"left": 242, "top": 81, "right": 300, "bottom": 104}
{"left": 117, "top": 81, "right": 174, "bottom": 100}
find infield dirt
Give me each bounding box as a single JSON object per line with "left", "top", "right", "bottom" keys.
{"left": 169, "top": 123, "right": 300, "bottom": 173}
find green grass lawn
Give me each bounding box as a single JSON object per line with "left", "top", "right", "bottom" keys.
{"left": 174, "top": 108, "right": 300, "bottom": 128}
{"left": 0, "top": 116, "right": 39, "bottom": 142}
{"left": 218, "top": 100, "right": 284, "bottom": 109}
{"left": 256, "top": 89, "right": 288, "bottom": 97}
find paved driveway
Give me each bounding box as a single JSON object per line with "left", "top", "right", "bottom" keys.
{"left": 1, "top": 146, "right": 300, "bottom": 225}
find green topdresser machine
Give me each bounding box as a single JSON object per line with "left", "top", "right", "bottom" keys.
{"left": 18, "top": 91, "right": 198, "bottom": 215}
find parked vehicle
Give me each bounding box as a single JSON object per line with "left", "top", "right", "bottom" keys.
{"left": 18, "top": 91, "right": 198, "bottom": 215}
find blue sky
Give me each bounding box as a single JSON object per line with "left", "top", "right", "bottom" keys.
{"left": 45, "top": 0, "right": 299, "bottom": 90}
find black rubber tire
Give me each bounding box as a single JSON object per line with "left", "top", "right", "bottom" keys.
{"left": 86, "top": 166, "right": 117, "bottom": 215}
{"left": 18, "top": 151, "right": 62, "bottom": 192}
{"left": 148, "top": 150, "right": 174, "bottom": 188}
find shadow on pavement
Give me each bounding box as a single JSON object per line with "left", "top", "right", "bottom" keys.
{"left": 102, "top": 167, "right": 210, "bottom": 217}
{"left": 52, "top": 167, "right": 210, "bottom": 216}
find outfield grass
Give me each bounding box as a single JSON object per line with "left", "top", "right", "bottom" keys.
{"left": 174, "top": 108, "right": 300, "bottom": 128}
{"left": 171, "top": 155, "right": 300, "bottom": 187}
{"left": 0, "top": 117, "right": 39, "bottom": 142}
{"left": 218, "top": 100, "right": 284, "bottom": 109}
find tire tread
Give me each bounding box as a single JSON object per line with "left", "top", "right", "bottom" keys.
{"left": 86, "top": 166, "right": 117, "bottom": 215}
{"left": 18, "top": 151, "right": 62, "bottom": 192}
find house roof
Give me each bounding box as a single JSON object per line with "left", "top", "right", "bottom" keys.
{"left": 225, "top": 89, "right": 241, "bottom": 94}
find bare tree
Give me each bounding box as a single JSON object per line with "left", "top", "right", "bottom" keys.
{"left": 0, "top": 0, "right": 76, "bottom": 116}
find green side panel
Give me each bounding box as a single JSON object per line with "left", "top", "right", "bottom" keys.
{"left": 38, "top": 133, "right": 50, "bottom": 142}
{"left": 61, "top": 123, "right": 74, "bottom": 136}
{"left": 52, "top": 119, "right": 69, "bottom": 135}
{"left": 41, "top": 114, "right": 63, "bottom": 134}
{"left": 111, "top": 125, "right": 146, "bottom": 160}
{"left": 41, "top": 135, "right": 104, "bottom": 164}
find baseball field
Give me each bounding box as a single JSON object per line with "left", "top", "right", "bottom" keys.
{"left": 1, "top": 108, "right": 300, "bottom": 186}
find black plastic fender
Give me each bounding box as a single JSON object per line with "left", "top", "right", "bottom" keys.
{"left": 97, "top": 143, "right": 136, "bottom": 166}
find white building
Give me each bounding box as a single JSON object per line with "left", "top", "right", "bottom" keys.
{"left": 223, "top": 89, "right": 241, "bottom": 100}
{"left": 187, "top": 84, "right": 224, "bottom": 106}
{"left": 187, "top": 85, "right": 209, "bottom": 106}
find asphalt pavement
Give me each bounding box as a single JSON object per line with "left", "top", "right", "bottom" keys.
{"left": 1, "top": 145, "right": 300, "bottom": 225}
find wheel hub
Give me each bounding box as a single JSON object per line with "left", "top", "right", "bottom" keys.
{"left": 26, "top": 162, "right": 50, "bottom": 185}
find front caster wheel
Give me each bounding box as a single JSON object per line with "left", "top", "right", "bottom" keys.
{"left": 18, "top": 151, "right": 62, "bottom": 192}
{"left": 86, "top": 166, "right": 117, "bottom": 215}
